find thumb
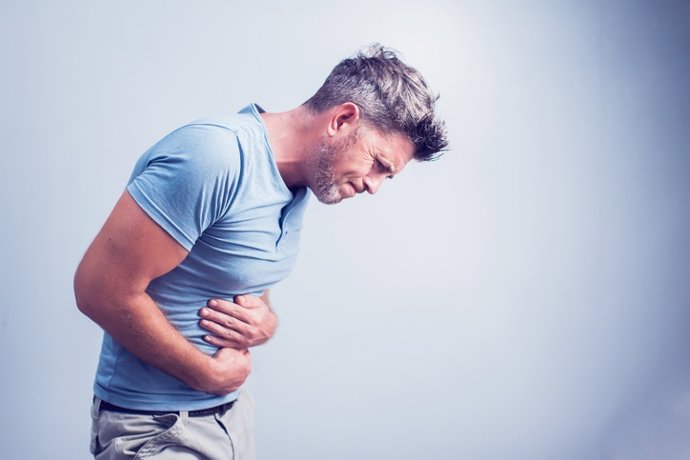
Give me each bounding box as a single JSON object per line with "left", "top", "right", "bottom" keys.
{"left": 234, "top": 294, "right": 258, "bottom": 308}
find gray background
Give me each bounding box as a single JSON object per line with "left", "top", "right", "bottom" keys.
{"left": 1, "top": 1, "right": 689, "bottom": 459}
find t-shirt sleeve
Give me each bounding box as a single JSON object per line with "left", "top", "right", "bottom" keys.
{"left": 126, "top": 124, "right": 238, "bottom": 251}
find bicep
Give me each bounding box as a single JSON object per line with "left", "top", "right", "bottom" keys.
{"left": 75, "top": 190, "right": 188, "bottom": 307}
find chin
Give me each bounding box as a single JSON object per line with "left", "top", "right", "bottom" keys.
{"left": 313, "top": 190, "right": 343, "bottom": 205}
{"left": 321, "top": 195, "right": 345, "bottom": 205}
{"left": 311, "top": 183, "right": 351, "bottom": 205}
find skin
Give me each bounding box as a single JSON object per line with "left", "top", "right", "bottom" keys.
{"left": 75, "top": 101, "right": 415, "bottom": 394}
{"left": 260, "top": 102, "right": 415, "bottom": 204}
{"left": 199, "top": 292, "right": 278, "bottom": 349}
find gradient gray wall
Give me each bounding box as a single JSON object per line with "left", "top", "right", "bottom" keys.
{"left": 1, "top": 1, "right": 689, "bottom": 459}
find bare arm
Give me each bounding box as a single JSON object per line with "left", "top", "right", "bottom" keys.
{"left": 74, "top": 191, "right": 250, "bottom": 395}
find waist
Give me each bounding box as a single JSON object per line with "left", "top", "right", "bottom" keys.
{"left": 96, "top": 397, "right": 236, "bottom": 417}
{"left": 95, "top": 334, "right": 236, "bottom": 411}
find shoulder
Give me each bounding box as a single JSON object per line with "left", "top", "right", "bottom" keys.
{"left": 135, "top": 121, "right": 246, "bottom": 184}
{"left": 163, "top": 122, "right": 239, "bottom": 157}
{"left": 137, "top": 109, "right": 268, "bottom": 181}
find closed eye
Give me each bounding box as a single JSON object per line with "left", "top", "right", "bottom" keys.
{"left": 375, "top": 159, "right": 395, "bottom": 179}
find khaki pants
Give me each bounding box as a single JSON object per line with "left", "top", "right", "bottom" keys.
{"left": 90, "top": 391, "right": 255, "bottom": 460}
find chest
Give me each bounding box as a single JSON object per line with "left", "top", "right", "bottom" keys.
{"left": 156, "top": 191, "right": 307, "bottom": 299}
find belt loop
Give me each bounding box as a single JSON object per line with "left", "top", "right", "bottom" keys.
{"left": 91, "top": 397, "right": 102, "bottom": 418}
{"left": 179, "top": 410, "right": 189, "bottom": 422}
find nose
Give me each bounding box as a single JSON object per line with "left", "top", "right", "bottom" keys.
{"left": 363, "top": 174, "right": 385, "bottom": 195}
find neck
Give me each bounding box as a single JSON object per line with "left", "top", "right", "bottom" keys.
{"left": 260, "top": 105, "right": 319, "bottom": 188}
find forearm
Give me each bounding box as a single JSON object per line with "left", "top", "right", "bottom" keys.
{"left": 78, "top": 288, "right": 217, "bottom": 392}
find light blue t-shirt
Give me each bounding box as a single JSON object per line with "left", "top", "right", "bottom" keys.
{"left": 93, "top": 104, "right": 309, "bottom": 410}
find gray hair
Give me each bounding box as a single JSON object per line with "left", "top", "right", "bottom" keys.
{"left": 304, "top": 44, "right": 448, "bottom": 161}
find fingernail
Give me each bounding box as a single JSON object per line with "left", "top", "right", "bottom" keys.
{"left": 200, "top": 308, "right": 208, "bottom": 317}
{"left": 208, "top": 299, "right": 217, "bottom": 307}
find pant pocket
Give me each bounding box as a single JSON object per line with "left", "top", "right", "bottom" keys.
{"left": 94, "top": 411, "right": 180, "bottom": 459}
{"left": 131, "top": 413, "right": 183, "bottom": 459}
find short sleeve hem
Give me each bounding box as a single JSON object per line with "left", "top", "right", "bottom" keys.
{"left": 127, "top": 182, "right": 195, "bottom": 251}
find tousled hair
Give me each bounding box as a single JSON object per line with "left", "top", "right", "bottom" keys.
{"left": 304, "top": 44, "right": 448, "bottom": 161}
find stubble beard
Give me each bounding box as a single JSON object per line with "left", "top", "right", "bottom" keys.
{"left": 313, "top": 142, "right": 343, "bottom": 205}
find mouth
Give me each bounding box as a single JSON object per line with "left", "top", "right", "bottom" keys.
{"left": 349, "top": 182, "right": 367, "bottom": 194}
{"left": 342, "top": 183, "right": 357, "bottom": 198}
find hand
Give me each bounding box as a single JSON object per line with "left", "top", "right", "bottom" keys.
{"left": 195, "top": 347, "right": 252, "bottom": 396}
{"left": 199, "top": 294, "right": 277, "bottom": 348}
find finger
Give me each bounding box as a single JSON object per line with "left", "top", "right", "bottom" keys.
{"left": 207, "top": 298, "right": 240, "bottom": 315}
{"left": 202, "top": 316, "right": 259, "bottom": 346}
{"left": 204, "top": 300, "right": 252, "bottom": 324}
{"left": 199, "top": 308, "right": 247, "bottom": 330}
{"left": 202, "top": 327, "right": 250, "bottom": 349}
{"left": 199, "top": 317, "right": 252, "bottom": 341}
{"left": 214, "top": 346, "right": 250, "bottom": 358}
{"left": 203, "top": 334, "right": 246, "bottom": 349}
{"left": 234, "top": 294, "right": 263, "bottom": 308}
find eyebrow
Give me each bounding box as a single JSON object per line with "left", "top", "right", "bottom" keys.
{"left": 379, "top": 156, "right": 396, "bottom": 174}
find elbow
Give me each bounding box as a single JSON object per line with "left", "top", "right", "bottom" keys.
{"left": 73, "top": 273, "right": 90, "bottom": 317}
{"left": 74, "top": 263, "right": 140, "bottom": 325}
{"left": 74, "top": 288, "right": 90, "bottom": 317}
{"left": 73, "top": 263, "right": 98, "bottom": 319}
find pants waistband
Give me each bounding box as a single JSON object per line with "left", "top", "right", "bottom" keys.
{"left": 96, "top": 398, "right": 235, "bottom": 418}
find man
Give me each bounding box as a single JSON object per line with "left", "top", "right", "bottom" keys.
{"left": 74, "top": 45, "right": 447, "bottom": 459}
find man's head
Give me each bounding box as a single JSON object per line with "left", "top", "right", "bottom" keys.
{"left": 305, "top": 44, "right": 448, "bottom": 162}
{"left": 302, "top": 45, "right": 448, "bottom": 204}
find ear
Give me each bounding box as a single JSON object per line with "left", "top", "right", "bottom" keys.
{"left": 326, "top": 102, "right": 361, "bottom": 137}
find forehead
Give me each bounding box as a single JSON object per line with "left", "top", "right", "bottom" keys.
{"left": 363, "top": 128, "right": 415, "bottom": 164}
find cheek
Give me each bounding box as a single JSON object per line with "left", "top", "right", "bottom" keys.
{"left": 333, "top": 165, "right": 357, "bottom": 181}
{"left": 343, "top": 161, "right": 372, "bottom": 178}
